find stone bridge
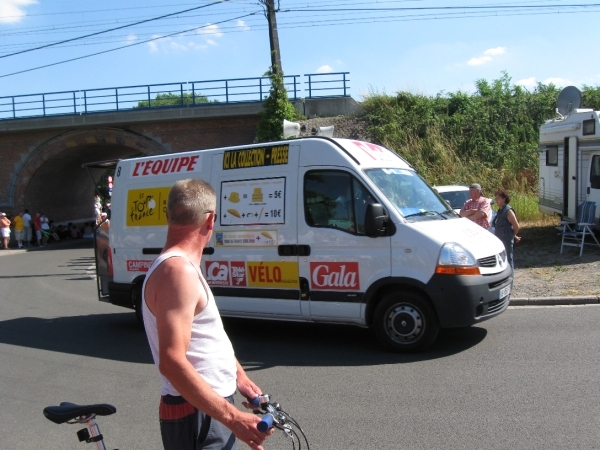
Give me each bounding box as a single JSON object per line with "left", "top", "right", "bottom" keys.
{"left": 0, "top": 97, "right": 358, "bottom": 223}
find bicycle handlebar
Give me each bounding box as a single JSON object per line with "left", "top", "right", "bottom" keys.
{"left": 250, "top": 394, "right": 309, "bottom": 448}
{"left": 257, "top": 413, "right": 274, "bottom": 432}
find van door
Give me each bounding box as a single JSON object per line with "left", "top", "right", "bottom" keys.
{"left": 207, "top": 144, "right": 301, "bottom": 317}
{"left": 298, "top": 168, "right": 391, "bottom": 321}
{"left": 564, "top": 136, "right": 578, "bottom": 219}
{"left": 587, "top": 152, "right": 600, "bottom": 225}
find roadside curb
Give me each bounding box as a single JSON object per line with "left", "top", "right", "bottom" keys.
{"left": 510, "top": 296, "right": 600, "bottom": 306}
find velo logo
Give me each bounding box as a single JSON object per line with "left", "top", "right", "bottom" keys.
{"left": 310, "top": 262, "right": 360, "bottom": 290}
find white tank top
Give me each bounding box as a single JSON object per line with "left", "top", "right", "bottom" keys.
{"left": 142, "top": 252, "right": 237, "bottom": 397}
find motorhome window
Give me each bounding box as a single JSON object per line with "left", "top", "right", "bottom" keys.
{"left": 364, "top": 168, "right": 450, "bottom": 222}
{"left": 304, "top": 170, "right": 375, "bottom": 234}
{"left": 583, "top": 119, "right": 596, "bottom": 136}
{"left": 590, "top": 155, "right": 600, "bottom": 189}
{"left": 546, "top": 147, "right": 558, "bottom": 166}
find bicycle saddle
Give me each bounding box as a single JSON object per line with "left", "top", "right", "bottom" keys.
{"left": 43, "top": 402, "right": 117, "bottom": 424}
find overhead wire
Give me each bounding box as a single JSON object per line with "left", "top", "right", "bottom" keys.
{"left": 0, "top": 1, "right": 228, "bottom": 59}
{"left": 1, "top": 1, "right": 599, "bottom": 75}
{"left": 0, "top": 12, "right": 260, "bottom": 79}
{"left": 2, "top": 1, "right": 598, "bottom": 51}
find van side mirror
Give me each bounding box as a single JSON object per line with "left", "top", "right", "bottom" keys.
{"left": 364, "top": 203, "right": 388, "bottom": 237}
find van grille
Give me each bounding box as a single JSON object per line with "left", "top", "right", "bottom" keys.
{"left": 489, "top": 277, "right": 510, "bottom": 290}
{"left": 487, "top": 296, "right": 510, "bottom": 314}
{"left": 478, "top": 255, "right": 497, "bottom": 267}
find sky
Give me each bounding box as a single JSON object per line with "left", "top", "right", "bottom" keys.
{"left": 1, "top": 0, "right": 600, "bottom": 103}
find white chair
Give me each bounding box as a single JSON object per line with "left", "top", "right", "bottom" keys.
{"left": 560, "top": 201, "right": 600, "bottom": 256}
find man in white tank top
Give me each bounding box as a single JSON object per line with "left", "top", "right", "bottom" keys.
{"left": 143, "top": 179, "right": 272, "bottom": 450}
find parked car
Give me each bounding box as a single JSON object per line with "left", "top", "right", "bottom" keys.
{"left": 434, "top": 185, "right": 496, "bottom": 228}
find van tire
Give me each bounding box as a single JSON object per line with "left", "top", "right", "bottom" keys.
{"left": 373, "top": 291, "right": 439, "bottom": 352}
{"left": 133, "top": 284, "right": 145, "bottom": 328}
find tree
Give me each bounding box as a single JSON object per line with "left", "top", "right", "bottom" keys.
{"left": 255, "top": 68, "right": 300, "bottom": 142}
{"left": 136, "top": 92, "right": 215, "bottom": 108}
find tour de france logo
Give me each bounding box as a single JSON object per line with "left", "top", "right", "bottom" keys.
{"left": 126, "top": 187, "right": 170, "bottom": 227}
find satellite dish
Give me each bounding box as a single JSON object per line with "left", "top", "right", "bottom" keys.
{"left": 557, "top": 86, "right": 582, "bottom": 116}
{"left": 283, "top": 120, "right": 301, "bottom": 139}
{"left": 316, "top": 125, "right": 334, "bottom": 138}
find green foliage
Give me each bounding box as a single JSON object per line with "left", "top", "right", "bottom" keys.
{"left": 136, "top": 92, "right": 215, "bottom": 108}
{"left": 363, "top": 73, "right": 600, "bottom": 195}
{"left": 255, "top": 68, "right": 300, "bottom": 142}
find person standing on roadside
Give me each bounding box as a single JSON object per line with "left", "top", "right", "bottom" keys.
{"left": 0, "top": 213, "right": 11, "bottom": 249}
{"left": 40, "top": 213, "right": 50, "bottom": 246}
{"left": 13, "top": 211, "right": 25, "bottom": 248}
{"left": 493, "top": 189, "right": 521, "bottom": 269}
{"left": 22, "top": 209, "right": 32, "bottom": 247}
{"left": 460, "top": 183, "right": 492, "bottom": 229}
{"left": 33, "top": 212, "right": 43, "bottom": 246}
{"left": 142, "top": 179, "right": 273, "bottom": 450}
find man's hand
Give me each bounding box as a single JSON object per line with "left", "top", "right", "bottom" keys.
{"left": 229, "top": 410, "right": 274, "bottom": 450}
{"left": 236, "top": 360, "right": 263, "bottom": 408}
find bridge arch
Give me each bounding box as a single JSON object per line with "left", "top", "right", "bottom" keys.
{"left": 11, "top": 127, "right": 166, "bottom": 223}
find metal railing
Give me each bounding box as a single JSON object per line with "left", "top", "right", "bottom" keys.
{"left": 0, "top": 72, "right": 350, "bottom": 121}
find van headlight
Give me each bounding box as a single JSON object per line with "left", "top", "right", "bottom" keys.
{"left": 435, "top": 242, "right": 480, "bottom": 275}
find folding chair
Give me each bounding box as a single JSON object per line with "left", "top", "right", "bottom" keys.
{"left": 559, "top": 201, "right": 600, "bottom": 256}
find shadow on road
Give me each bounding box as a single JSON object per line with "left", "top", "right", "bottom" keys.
{"left": 225, "top": 318, "right": 487, "bottom": 370}
{"left": 0, "top": 313, "right": 153, "bottom": 364}
{"left": 0, "top": 312, "right": 487, "bottom": 368}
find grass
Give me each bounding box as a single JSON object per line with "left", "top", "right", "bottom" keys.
{"left": 504, "top": 193, "right": 558, "bottom": 224}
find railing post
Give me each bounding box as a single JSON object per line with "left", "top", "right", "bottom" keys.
{"left": 84, "top": 90, "right": 88, "bottom": 113}
{"left": 343, "top": 73, "right": 347, "bottom": 97}
{"left": 42, "top": 94, "right": 46, "bottom": 116}
{"left": 293, "top": 76, "right": 297, "bottom": 100}
{"left": 192, "top": 82, "right": 196, "bottom": 105}
{"left": 259, "top": 78, "right": 263, "bottom": 100}
{"left": 12, "top": 97, "right": 15, "bottom": 119}
{"left": 307, "top": 75, "right": 312, "bottom": 99}
{"left": 181, "top": 83, "right": 184, "bottom": 106}
{"left": 115, "top": 88, "right": 119, "bottom": 111}
{"left": 225, "top": 80, "right": 229, "bottom": 103}
{"left": 73, "top": 91, "right": 77, "bottom": 114}
{"left": 147, "top": 86, "right": 151, "bottom": 108}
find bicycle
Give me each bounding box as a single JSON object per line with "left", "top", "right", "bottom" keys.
{"left": 43, "top": 395, "right": 308, "bottom": 449}
{"left": 43, "top": 402, "right": 117, "bottom": 450}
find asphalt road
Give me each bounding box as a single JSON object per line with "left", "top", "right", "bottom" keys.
{"left": 1, "top": 243, "right": 599, "bottom": 449}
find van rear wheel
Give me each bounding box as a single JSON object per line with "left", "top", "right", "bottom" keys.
{"left": 373, "top": 292, "right": 439, "bottom": 352}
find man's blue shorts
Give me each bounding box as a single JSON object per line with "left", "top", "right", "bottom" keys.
{"left": 159, "top": 394, "right": 236, "bottom": 450}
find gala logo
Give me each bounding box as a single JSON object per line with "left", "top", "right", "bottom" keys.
{"left": 310, "top": 262, "right": 360, "bottom": 290}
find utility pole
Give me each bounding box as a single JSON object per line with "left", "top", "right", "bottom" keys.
{"left": 260, "top": 0, "right": 282, "bottom": 75}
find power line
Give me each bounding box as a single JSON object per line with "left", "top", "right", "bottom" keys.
{"left": 282, "top": 3, "right": 600, "bottom": 12}
{"left": 2, "top": 3, "right": 599, "bottom": 54}
{"left": 0, "top": 12, "right": 259, "bottom": 79}
{"left": 0, "top": 1, "right": 227, "bottom": 59}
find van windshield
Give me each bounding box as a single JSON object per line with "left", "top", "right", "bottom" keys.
{"left": 364, "top": 168, "right": 455, "bottom": 221}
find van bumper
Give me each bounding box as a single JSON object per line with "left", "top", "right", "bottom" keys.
{"left": 424, "top": 266, "right": 513, "bottom": 328}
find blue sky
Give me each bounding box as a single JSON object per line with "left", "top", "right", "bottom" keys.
{"left": 1, "top": 0, "right": 600, "bottom": 101}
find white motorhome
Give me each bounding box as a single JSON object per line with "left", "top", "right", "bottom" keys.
{"left": 89, "top": 137, "right": 512, "bottom": 352}
{"left": 539, "top": 86, "right": 600, "bottom": 223}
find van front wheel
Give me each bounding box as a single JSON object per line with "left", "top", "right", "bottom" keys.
{"left": 373, "top": 292, "right": 439, "bottom": 352}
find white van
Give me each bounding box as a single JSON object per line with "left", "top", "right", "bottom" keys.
{"left": 90, "top": 137, "right": 512, "bottom": 352}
